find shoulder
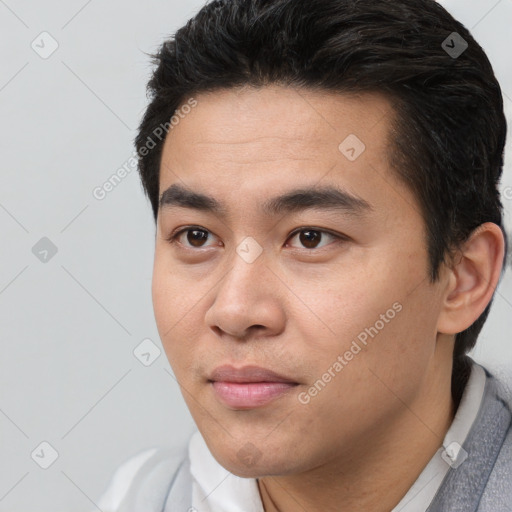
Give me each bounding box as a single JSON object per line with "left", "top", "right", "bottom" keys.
{"left": 477, "top": 424, "right": 512, "bottom": 511}
{"left": 95, "top": 443, "right": 190, "bottom": 512}
{"left": 476, "top": 361, "right": 512, "bottom": 510}
{"left": 484, "top": 362, "right": 512, "bottom": 409}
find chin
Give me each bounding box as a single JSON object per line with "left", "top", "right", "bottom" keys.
{"left": 208, "top": 442, "right": 300, "bottom": 479}
{"left": 217, "top": 457, "right": 286, "bottom": 479}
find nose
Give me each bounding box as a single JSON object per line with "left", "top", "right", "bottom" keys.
{"left": 204, "top": 246, "right": 286, "bottom": 341}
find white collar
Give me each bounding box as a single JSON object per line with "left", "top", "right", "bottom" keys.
{"left": 188, "top": 361, "right": 487, "bottom": 512}
{"left": 189, "top": 432, "right": 263, "bottom": 512}
{"left": 392, "top": 361, "right": 486, "bottom": 511}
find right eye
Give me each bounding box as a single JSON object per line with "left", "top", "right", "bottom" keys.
{"left": 165, "top": 226, "right": 221, "bottom": 249}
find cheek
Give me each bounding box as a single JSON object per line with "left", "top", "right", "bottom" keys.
{"left": 152, "top": 252, "right": 201, "bottom": 328}
{"left": 151, "top": 260, "right": 175, "bottom": 332}
{"left": 291, "top": 258, "right": 433, "bottom": 381}
{"left": 151, "top": 256, "right": 201, "bottom": 367}
{"left": 288, "top": 264, "right": 396, "bottom": 352}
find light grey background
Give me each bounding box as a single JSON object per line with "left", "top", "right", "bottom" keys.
{"left": 0, "top": 0, "right": 511, "bottom": 510}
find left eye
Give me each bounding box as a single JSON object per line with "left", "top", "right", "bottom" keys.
{"left": 286, "top": 229, "right": 340, "bottom": 250}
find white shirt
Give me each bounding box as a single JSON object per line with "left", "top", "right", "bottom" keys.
{"left": 188, "top": 363, "right": 487, "bottom": 512}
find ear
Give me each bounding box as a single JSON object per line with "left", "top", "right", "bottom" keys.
{"left": 437, "top": 222, "right": 505, "bottom": 335}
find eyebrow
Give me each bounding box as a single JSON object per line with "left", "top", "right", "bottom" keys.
{"left": 159, "top": 183, "right": 373, "bottom": 218}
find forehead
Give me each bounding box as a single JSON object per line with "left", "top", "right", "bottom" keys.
{"left": 157, "top": 85, "right": 418, "bottom": 223}
{"left": 162, "top": 85, "right": 394, "bottom": 160}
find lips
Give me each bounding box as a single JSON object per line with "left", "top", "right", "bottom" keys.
{"left": 209, "top": 364, "right": 298, "bottom": 384}
{"left": 208, "top": 365, "right": 299, "bottom": 409}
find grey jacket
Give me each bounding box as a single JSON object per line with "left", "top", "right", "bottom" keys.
{"left": 102, "top": 365, "right": 512, "bottom": 512}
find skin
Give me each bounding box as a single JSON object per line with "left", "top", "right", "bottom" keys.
{"left": 151, "top": 85, "right": 505, "bottom": 511}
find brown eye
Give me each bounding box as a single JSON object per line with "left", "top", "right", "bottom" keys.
{"left": 287, "top": 228, "right": 340, "bottom": 250}
{"left": 299, "top": 230, "right": 322, "bottom": 249}
{"left": 167, "top": 227, "right": 218, "bottom": 249}
{"left": 185, "top": 229, "right": 210, "bottom": 247}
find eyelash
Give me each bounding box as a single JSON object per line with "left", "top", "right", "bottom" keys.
{"left": 164, "top": 226, "right": 348, "bottom": 251}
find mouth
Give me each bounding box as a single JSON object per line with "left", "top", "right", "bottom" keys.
{"left": 208, "top": 364, "right": 300, "bottom": 409}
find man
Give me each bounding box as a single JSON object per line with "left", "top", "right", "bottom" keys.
{"left": 97, "top": 0, "right": 511, "bottom": 510}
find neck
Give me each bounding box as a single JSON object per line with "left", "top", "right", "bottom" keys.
{"left": 257, "top": 349, "right": 456, "bottom": 512}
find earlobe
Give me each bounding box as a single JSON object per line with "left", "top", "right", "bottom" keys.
{"left": 437, "top": 223, "right": 505, "bottom": 335}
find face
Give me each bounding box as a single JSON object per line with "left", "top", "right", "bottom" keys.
{"left": 152, "top": 85, "right": 449, "bottom": 477}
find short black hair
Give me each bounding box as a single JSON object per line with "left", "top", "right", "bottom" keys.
{"left": 134, "top": 0, "right": 509, "bottom": 403}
